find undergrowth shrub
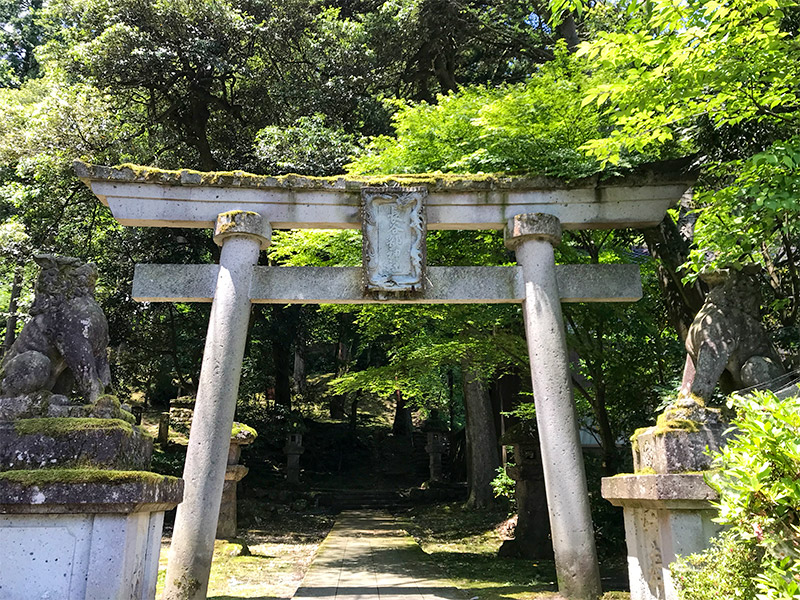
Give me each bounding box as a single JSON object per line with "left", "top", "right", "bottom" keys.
{"left": 672, "top": 530, "right": 761, "bottom": 599}
{"left": 672, "top": 391, "right": 800, "bottom": 600}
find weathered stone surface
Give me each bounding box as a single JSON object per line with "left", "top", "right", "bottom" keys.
{"left": 164, "top": 221, "right": 262, "bottom": 600}
{"left": 681, "top": 268, "right": 786, "bottom": 399}
{"left": 602, "top": 473, "right": 720, "bottom": 600}
{"left": 0, "top": 470, "right": 183, "bottom": 513}
{"left": 424, "top": 430, "right": 445, "bottom": 483}
{"left": 217, "top": 423, "right": 257, "bottom": 538}
{"left": 0, "top": 392, "right": 136, "bottom": 422}
{"left": 213, "top": 210, "right": 271, "bottom": 249}
{"left": 507, "top": 214, "right": 601, "bottom": 599}
{"left": 499, "top": 423, "right": 552, "bottom": 560}
{"left": 133, "top": 263, "right": 643, "bottom": 304}
{"left": 0, "top": 418, "right": 153, "bottom": 470}
{"left": 362, "top": 186, "right": 427, "bottom": 293}
{"left": 1, "top": 511, "right": 164, "bottom": 599}
{"left": 504, "top": 213, "right": 562, "bottom": 247}
{"left": 632, "top": 399, "right": 728, "bottom": 474}
{"left": 602, "top": 473, "right": 718, "bottom": 508}
{"left": 284, "top": 433, "right": 304, "bottom": 485}
{"left": 76, "top": 160, "right": 694, "bottom": 230}
{"left": 0, "top": 255, "right": 111, "bottom": 404}
{"left": 0, "top": 474, "right": 182, "bottom": 599}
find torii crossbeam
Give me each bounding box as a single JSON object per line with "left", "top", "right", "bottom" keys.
{"left": 77, "top": 161, "right": 694, "bottom": 600}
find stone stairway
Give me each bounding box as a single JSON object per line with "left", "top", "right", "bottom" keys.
{"left": 314, "top": 488, "right": 413, "bottom": 510}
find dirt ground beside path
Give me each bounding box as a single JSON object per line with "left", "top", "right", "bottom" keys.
{"left": 156, "top": 507, "right": 335, "bottom": 599}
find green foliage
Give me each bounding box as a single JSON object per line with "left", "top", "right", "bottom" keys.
{"left": 269, "top": 229, "right": 362, "bottom": 267}
{"left": 254, "top": 114, "right": 360, "bottom": 176}
{"left": 0, "top": 0, "right": 44, "bottom": 86}
{"left": 150, "top": 446, "right": 186, "bottom": 478}
{"left": 348, "top": 43, "right": 603, "bottom": 178}
{"left": 490, "top": 465, "right": 515, "bottom": 501}
{"left": 692, "top": 391, "right": 800, "bottom": 599}
{"left": 570, "top": 0, "right": 800, "bottom": 165}
{"left": 686, "top": 138, "right": 800, "bottom": 326}
{"left": 672, "top": 530, "right": 762, "bottom": 600}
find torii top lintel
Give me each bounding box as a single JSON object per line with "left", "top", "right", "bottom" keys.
{"left": 75, "top": 160, "right": 694, "bottom": 231}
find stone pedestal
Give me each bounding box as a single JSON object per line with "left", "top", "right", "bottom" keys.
{"left": 602, "top": 474, "right": 721, "bottom": 600}
{"left": 424, "top": 430, "right": 445, "bottom": 482}
{"left": 157, "top": 411, "right": 170, "bottom": 445}
{"left": 0, "top": 403, "right": 182, "bottom": 600}
{"left": 602, "top": 398, "right": 726, "bottom": 600}
{"left": 0, "top": 474, "right": 182, "bottom": 600}
{"left": 284, "top": 432, "right": 304, "bottom": 485}
{"left": 216, "top": 422, "right": 257, "bottom": 538}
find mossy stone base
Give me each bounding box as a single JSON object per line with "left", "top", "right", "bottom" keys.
{"left": 0, "top": 468, "right": 183, "bottom": 513}
{"left": 0, "top": 470, "right": 182, "bottom": 600}
{"left": 632, "top": 398, "right": 728, "bottom": 474}
{"left": 0, "top": 418, "right": 153, "bottom": 470}
{"left": 0, "top": 392, "right": 135, "bottom": 423}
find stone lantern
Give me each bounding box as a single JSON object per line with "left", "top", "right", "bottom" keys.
{"left": 284, "top": 432, "right": 304, "bottom": 484}
{"left": 498, "top": 422, "right": 553, "bottom": 559}
{"left": 216, "top": 422, "right": 257, "bottom": 539}
{"left": 422, "top": 410, "right": 448, "bottom": 483}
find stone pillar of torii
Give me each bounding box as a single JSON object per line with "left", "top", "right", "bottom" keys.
{"left": 77, "top": 162, "right": 693, "bottom": 600}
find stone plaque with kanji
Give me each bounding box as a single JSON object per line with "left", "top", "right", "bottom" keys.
{"left": 362, "top": 186, "right": 427, "bottom": 293}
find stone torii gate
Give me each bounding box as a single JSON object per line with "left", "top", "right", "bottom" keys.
{"left": 76, "top": 162, "right": 692, "bottom": 600}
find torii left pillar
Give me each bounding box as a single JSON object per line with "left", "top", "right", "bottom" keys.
{"left": 163, "top": 210, "right": 270, "bottom": 600}
{"left": 506, "top": 213, "right": 602, "bottom": 600}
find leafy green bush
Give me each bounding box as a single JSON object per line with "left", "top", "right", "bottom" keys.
{"left": 673, "top": 391, "right": 800, "bottom": 600}
{"left": 254, "top": 114, "right": 359, "bottom": 176}
{"left": 672, "top": 530, "right": 762, "bottom": 600}
{"left": 491, "top": 465, "right": 515, "bottom": 502}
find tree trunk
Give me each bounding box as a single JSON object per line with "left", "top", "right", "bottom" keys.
{"left": 642, "top": 207, "right": 706, "bottom": 341}
{"left": 293, "top": 330, "right": 307, "bottom": 397}
{"left": 392, "top": 390, "right": 412, "bottom": 436}
{"left": 271, "top": 306, "right": 292, "bottom": 409}
{"left": 556, "top": 14, "right": 580, "bottom": 51}
{"left": 463, "top": 366, "right": 501, "bottom": 509}
{"left": 2, "top": 263, "right": 24, "bottom": 355}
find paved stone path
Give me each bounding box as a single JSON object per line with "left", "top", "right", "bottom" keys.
{"left": 293, "top": 510, "right": 466, "bottom": 600}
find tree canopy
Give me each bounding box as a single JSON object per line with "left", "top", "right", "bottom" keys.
{"left": 0, "top": 0, "right": 797, "bottom": 487}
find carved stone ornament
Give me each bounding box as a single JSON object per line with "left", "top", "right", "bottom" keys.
{"left": 362, "top": 186, "right": 427, "bottom": 293}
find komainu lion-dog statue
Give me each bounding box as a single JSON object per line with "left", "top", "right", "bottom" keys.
{"left": 0, "top": 254, "right": 111, "bottom": 402}
{"left": 680, "top": 268, "right": 785, "bottom": 400}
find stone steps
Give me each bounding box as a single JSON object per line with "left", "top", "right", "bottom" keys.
{"left": 313, "top": 484, "right": 467, "bottom": 510}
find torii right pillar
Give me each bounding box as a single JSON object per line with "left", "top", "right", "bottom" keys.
{"left": 506, "top": 213, "right": 602, "bottom": 600}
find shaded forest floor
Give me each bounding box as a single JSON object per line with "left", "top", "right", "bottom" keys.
{"left": 155, "top": 501, "right": 629, "bottom": 600}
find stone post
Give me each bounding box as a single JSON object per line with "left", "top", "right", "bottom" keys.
{"left": 284, "top": 432, "right": 304, "bottom": 485}
{"left": 163, "top": 211, "right": 270, "bottom": 600}
{"left": 157, "top": 411, "right": 170, "bottom": 446}
{"left": 498, "top": 423, "right": 552, "bottom": 560}
{"left": 425, "top": 430, "right": 445, "bottom": 483}
{"left": 601, "top": 398, "right": 726, "bottom": 600}
{"left": 217, "top": 422, "right": 257, "bottom": 539}
{"left": 505, "top": 213, "right": 601, "bottom": 600}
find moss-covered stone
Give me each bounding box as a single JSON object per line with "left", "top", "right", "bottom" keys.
{"left": 14, "top": 417, "right": 135, "bottom": 437}
{"left": 1, "top": 418, "right": 153, "bottom": 470}
{"left": 0, "top": 468, "right": 184, "bottom": 511}
{"left": 74, "top": 159, "right": 694, "bottom": 191}
{"left": 0, "top": 467, "right": 171, "bottom": 486}
{"left": 230, "top": 422, "right": 257, "bottom": 442}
